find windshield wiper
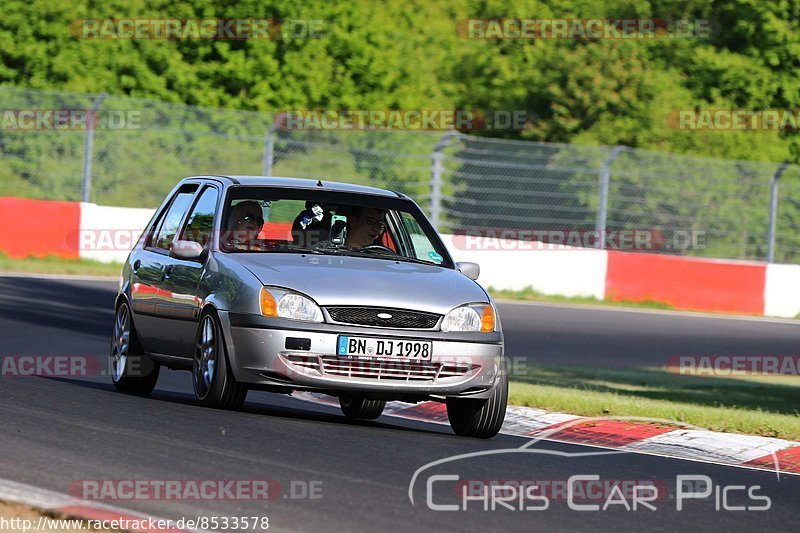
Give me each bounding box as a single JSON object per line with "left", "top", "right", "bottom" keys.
{"left": 277, "top": 245, "right": 326, "bottom": 255}
{"left": 345, "top": 248, "right": 438, "bottom": 266}
{"left": 389, "top": 255, "right": 438, "bottom": 266}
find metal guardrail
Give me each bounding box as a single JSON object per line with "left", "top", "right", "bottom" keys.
{"left": 1, "top": 86, "right": 799, "bottom": 262}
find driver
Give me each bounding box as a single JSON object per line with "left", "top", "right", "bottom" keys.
{"left": 345, "top": 206, "right": 387, "bottom": 249}
{"left": 224, "top": 201, "right": 264, "bottom": 250}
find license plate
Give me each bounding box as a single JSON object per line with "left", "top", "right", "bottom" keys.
{"left": 336, "top": 336, "right": 432, "bottom": 360}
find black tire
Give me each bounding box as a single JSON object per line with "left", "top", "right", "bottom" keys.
{"left": 339, "top": 395, "right": 386, "bottom": 420}
{"left": 111, "top": 301, "right": 160, "bottom": 394}
{"left": 446, "top": 362, "right": 508, "bottom": 438}
{"left": 193, "top": 311, "right": 247, "bottom": 409}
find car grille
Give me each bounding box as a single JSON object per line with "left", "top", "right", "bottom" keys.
{"left": 283, "top": 354, "right": 478, "bottom": 382}
{"left": 325, "top": 306, "right": 440, "bottom": 329}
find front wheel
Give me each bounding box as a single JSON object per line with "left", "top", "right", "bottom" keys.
{"left": 193, "top": 312, "right": 247, "bottom": 409}
{"left": 339, "top": 395, "right": 386, "bottom": 420}
{"left": 446, "top": 363, "right": 508, "bottom": 438}
{"left": 111, "top": 301, "right": 160, "bottom": 394}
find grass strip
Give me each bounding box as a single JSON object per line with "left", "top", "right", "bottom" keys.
{"left": 0, "top": 253, "right": 122, "bottom": 277}
{"left": 509, "top": 363, "right": 800, "bottom": 440}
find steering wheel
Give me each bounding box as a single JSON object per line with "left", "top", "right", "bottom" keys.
{"left": 362, "top": 244, "right": 397, "bottom": 255}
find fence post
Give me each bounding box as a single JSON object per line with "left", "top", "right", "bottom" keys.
{"left": 81, "top": 93, "right": 107, "bottom": 203}
{"left": 429, "top": 131, "right": 457, "bottom": 231}
{"left": 767, "top": 162, "right": 787, "bottom": 263}
{"left": 595, "top": 145, "right": 625, "bottom": 248}
{"left": 262, "top": 123, "right": 276, "bottom": 176}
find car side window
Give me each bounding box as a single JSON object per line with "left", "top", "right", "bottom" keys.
{"left": 399, "top": 211, "right": 444, "bottom": 264}
{"left": 180, "top": 186, "right": 219, "bottom": 247}
{"left": 150, "top": 185, "right": 198, "bottom": 251}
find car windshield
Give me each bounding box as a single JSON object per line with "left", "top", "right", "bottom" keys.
{"left": 220, "top": 186, "right": 452, "bottom": 268}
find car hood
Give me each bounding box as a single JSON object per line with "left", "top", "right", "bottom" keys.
{"left": 234, "top": 253, "right": 487, "bottom": 315}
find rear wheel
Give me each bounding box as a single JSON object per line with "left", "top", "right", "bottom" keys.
{"left": 446, "top": 362, "right": 508, "bottom": 438}
{"left": 111, "top": 301, "right": 160, "bottom": 394}
{"left": 193, "top": 311, "right": 247, "bottom": 409}
{"left": 339, "top": 395, "right": 386, "bottom": 420}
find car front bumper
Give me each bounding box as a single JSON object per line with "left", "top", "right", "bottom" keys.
{"left": 219, "top": 312, "right": 504, "bottom": 399}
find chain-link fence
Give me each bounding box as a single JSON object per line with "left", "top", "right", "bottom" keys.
{"left": 1, "top": 86, "right": 799, "bottom": 263}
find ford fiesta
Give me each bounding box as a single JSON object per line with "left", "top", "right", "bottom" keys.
{"left": 111, "top": 176, "right": 507, "bottom": 438}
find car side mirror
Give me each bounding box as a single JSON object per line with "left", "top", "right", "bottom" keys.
{"left": 170, "top": 240, "right": 204, "bottom": 260}
{"left": 456, "top": 261, "right": 480, "bottom": 281}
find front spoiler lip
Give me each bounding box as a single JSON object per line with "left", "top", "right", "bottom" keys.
{"left": 245, "top": 369, "right": 496, "bottom": 396}
{"left": 251, "top": 376, "right": 493, "bottom": 398}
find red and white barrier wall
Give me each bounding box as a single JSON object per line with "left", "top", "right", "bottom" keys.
{"left": 0, "top": 197, "right": 81, "bottom": 259}
{"left": 764, "top": 264, "right": 800, "bottom": 318}
{"left": 442, "top": 233, "right": 800, "bottom": 319}
{"left": 78, "top": 203, "right": 155, "bottom": 263}
{"left": 439, "top": 234, "right": 608, "bottom": 300}
{"left": 2, "top": 196, "right": 799, "bottom": 318}
{"left": 605, "top": 252, "right": 767, "bottom": 315}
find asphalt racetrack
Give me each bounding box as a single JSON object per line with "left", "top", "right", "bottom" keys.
{"left": 0, "top": 275, "right": 799, "bottom": 532}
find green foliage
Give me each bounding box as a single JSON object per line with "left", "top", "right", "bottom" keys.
{"left": 0, "top": 0, "right": 798, "bottom": 161}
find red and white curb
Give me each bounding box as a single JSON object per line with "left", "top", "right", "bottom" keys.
{"left": 294, "top": 392, "right": 800, "bottom": 476}
{"left": 0, "top": 477, "right": 207, "bottom": 532}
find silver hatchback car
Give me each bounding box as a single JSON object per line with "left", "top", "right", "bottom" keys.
{"left": 112, "top": 176, "right": 507, "bottom": 438}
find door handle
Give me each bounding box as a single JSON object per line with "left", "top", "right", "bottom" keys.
{"left": 132, "top": 259, "right": 141, "bottom": 272}
{"left": 163, "top": 264, "right": 174, "bottom": 279}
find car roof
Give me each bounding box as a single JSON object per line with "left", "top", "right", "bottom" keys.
{"left": 192, "top": 175, "right": 402, "bottom": 198}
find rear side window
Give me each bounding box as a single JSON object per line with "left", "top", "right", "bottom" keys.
{"left": 151, "top": 185, "right": 198, "bottom": 251}
{"left": 181, "top": 186, "right": 219, "bottom": 247}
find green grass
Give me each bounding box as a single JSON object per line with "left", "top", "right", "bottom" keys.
{"left": 509, "top": 364, "right": 800, "bottom": 440}
{"left": 489, "top": 285, "right": 676, "bottom": 310}
{"left": 0, "top": 253, "right": 123, "bottom": 277}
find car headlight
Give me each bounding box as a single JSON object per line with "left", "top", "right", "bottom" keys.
{"left": 260, "top": 287, "right": 323, "bottom": 322}
{"left": 441, "top": 303, "right": 496, "bottom": 332}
